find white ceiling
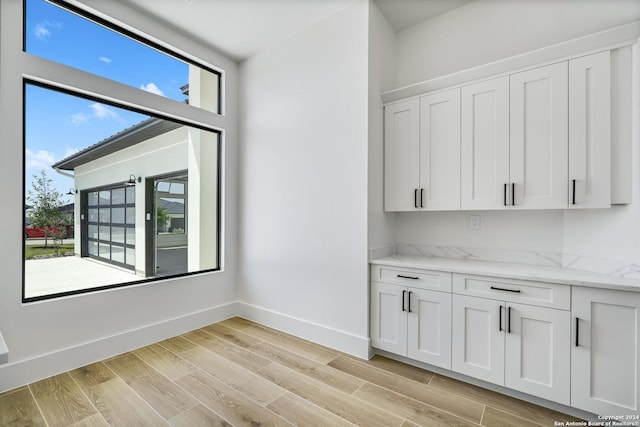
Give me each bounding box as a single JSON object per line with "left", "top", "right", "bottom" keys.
{"left": 373, "top": 0, "right": 474, "bottom": 32}
{"left": 116, "top": 0, "right": 474, "bottom": 61}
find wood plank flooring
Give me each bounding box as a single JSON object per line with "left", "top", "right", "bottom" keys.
{"left": 0, "top": 317, "right": 581, "bottom": 426}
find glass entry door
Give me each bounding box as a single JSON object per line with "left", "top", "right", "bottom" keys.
{"left": 151, "top": 173, "right": 188, "bottom": 277}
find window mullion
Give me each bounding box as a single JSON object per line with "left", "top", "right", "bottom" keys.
{"left": 21, "top": 53, "right": 225, "bottom": 133}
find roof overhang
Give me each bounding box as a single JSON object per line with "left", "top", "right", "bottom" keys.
{"left": 53, "top": 118, "right": 181, "bottom": 171}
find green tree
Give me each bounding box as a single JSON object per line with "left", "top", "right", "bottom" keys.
{"left": 157, "top": 205, "right": 170, "bottom": 232}
{"left": 26, "top": 170, "right": 66, "bottom": 248}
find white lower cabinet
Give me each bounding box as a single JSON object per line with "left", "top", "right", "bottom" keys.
{"left": 451, "top": 275, "right": 571, "bottom": 405}
{"left": 371, "top": 281, "right": 407, "bottom": 356}
{"left": 370, "top": 266, "right": 452, "bottom": 369}
{"left": 371, "top": 262, "right": 640, "bottom": 415}
{"left": 451, "top": 294, "right": 505, "bottom": 384}
{"left": 407, "top": 287, "right": 452, "bottom": 367}
{"left": 504, "top": 302, "right": 570, "bottom": 404}
{"left": 451, "top": 295, "right": 570, "bottom": 405}
{"left": 572, "top": 287, "right": 640, "bottom": 415}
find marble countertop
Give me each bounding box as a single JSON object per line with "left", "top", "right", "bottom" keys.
{"left": 371, "top": 255, "right": 640, "bottom": 292}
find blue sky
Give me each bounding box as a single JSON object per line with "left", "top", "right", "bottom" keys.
{"left": 24, "top": 0, "right": 188, "bottom": 202}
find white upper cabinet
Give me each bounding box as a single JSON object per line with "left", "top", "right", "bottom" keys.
{"left": 509, "top": 62, "right": 569, "bottom": 209}
{"left": 569, "top": 51, "right": 611, "bottom": 208}
{"left": 384, "top": 90, "right": 460, "bottom": 212}
{"left": 385, "top": 49, "right": 620, "bottom": 212}
{"left": 419, "top": 89, "right": 461, "bottom": 210}
{"left": 461, "top": 77, "right": 510, "bottom": 210}
{"left": 384, "top": 99, "right": 420, "bottom": 211}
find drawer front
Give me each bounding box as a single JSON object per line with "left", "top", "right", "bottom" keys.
{"left": 371, "top": 264, "right": 452, "bottom": 292}
{"left": 453, "top": 274, "right": 569, "bottom": 310}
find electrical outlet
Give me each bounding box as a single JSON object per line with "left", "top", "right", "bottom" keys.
{"left": 469, "top": 215, "right": 480, "bottom": 230}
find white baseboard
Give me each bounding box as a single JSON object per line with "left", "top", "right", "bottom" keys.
{"left": 0, "top": 302, "right": 237, "bottom": 393}
{"left": 236, "top": 301, "right": 371, "bottom": 359}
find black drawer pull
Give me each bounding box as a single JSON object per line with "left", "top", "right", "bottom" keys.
{"left": 575, "top": 317, "right": 579, "bottom": 347}
{"left": 397, "top": 275, "right": 419, "bottom": 280}
{"left": 490, "top": 286, "right": 521, "bottom": 293}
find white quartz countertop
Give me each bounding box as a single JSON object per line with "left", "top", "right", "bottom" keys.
{"left": 371, "top": 255, "right": 640, "bottom": 292}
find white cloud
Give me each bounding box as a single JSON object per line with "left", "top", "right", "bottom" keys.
{"left": 70, "top": 103, "right": 120, "bottom": 126}
{"left": 34, "top": 24, "right": 50, "bottom": 40}
{"left": 33, "top": 21, "right": 61, "bottom": 41}
{"left": 26, "top": 149, "right": 56, "bottom": 170}
{"left": 140, "top": 82, "right": 165, "bottom": 96}
{"left": 90, "top": 103, "right": 119, "bottom": 120}
{"left": 99, "top": 56, "right": 112, "bottom": 63}
{"left": 71, "top": 113, "right": 89, "bottom": 126}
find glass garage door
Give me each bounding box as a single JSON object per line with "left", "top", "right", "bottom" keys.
{"left": 86, "top": 186, "right": 136, "bottom": 269}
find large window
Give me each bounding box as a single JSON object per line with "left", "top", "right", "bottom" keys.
{"left": 20, "top": 0, "right": 223, "bottom": 301}
{"left": 25, "top": 0, "right": 220, "bottom": 113}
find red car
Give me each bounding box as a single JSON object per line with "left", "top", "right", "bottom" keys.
{"left": 24, "top": 225, "right": 74, "bottom": 239}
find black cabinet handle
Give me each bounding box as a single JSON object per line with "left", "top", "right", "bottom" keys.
{"left": 499, "top": 305, "right": 503, "bottom": 332}
{"left": 397, "top": 275, "right": 419, "bottom": 280}
{"left": 572, "top": 179, "right": 577, "bottom": 205}
{"left": 414, "top": 189, "right": 418, "bottom": 208}
{"left": 504, "top": 183, "right": 508, "bottom": 206}
{"left": 402, "top": 290, "right": 406, "bottom": 312}
{"left": 507, "top": 306, "right": 512, "bottom": 334}
{"left": 575, "top": 317, "right": 579, "bottom": 347}
{"left": 490, "top": 286, "right": 521, "bottom": 293}
{"left": 420, "top": 189, "right": 424, "bottom": 208}
{"left": 407, "top": 291, "right": 412, "bottom": 313}
{"left": 511, "top": 183, "right": 515, "bottom": 206}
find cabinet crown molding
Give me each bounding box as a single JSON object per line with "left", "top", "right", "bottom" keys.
{"left": 382, "top": 20, "right": 640, "bottom": 104}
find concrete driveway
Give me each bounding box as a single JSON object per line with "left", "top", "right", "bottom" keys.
{"left": 25, "top": 256, "right": 139, "bottom": 299}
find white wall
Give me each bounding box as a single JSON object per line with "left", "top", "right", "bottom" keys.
{"left": 0, "top": 1, "right": 239, "bottom": 392}
{"left": 395, "top": 210, "right": 565, "bottom": 254}
{"left": 392, "top": 0, "right": 640, "bottom": 261}
{"left": 238, "top": 0, "right": 370, "bottom": 357}
{"left": 396, "top": 0, "right": 640, "bottom": 88}
{"left": 368, "top": 1, "right": 397, "bottom": 250}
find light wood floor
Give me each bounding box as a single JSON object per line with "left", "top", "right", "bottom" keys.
{"left": 0, "top": 317, "right": 580, "bottom": 427}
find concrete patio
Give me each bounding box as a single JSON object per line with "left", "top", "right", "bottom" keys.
{"left": 24, "top": 256, "right": 139, "bottom": 299}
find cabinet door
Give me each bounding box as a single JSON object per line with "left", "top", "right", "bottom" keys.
{"left": 461, "top": 77, "right": 510, "bottom": 210}
{"left": 407, "top": 288, "right": 451, "bottom": 369}
{"left": 371, "top": 282, "right": 407, "bottom": 355}
{"left": 419, "top": 89, "right": 461, "bottom": 210}
{"left": 505, "top": 303, "right": 570, "bottom": 405}
{"left": 569, "top": 51, "right": 611, "bottom": 209}
{"left": 572, "top": 287, "right": 640, "bottom": 415}
{"left": 452, "top": 295, "right": 504, "bottom": 385}
{"left": 384, "top": 99, "right": 420, "bottom": 211}
{"left": 510, "top": 62, "right": 568, "bottom": 209}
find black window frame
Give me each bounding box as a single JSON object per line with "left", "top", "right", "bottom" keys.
{"left": 21, "top": 0, "right": 224, "bottom": 303}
